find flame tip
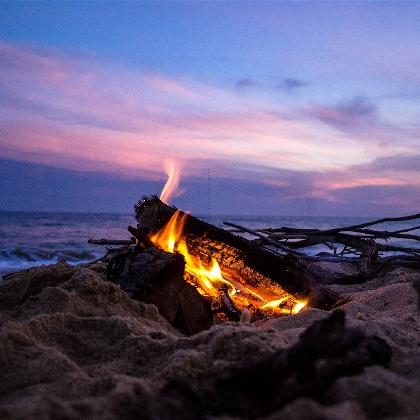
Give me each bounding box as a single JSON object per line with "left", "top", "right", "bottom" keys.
{"left": 160, "top": 159, "right": 182, "bottom": 204}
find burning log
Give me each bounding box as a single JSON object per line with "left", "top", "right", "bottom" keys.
{"left": 133, "top": 195, "right": 338, "bottom": 311}
{"left": 107, "top": 244, "right": 212, "bottom": 335}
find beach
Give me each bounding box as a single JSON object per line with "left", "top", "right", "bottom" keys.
{"left": 1, "top": 211, "right": 420, "bottom": 418}
{"left": 0, "top": 258, "right": 419, "bottom": 418}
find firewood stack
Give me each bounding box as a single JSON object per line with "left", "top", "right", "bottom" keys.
{"left": 89, "top": 195, "right": 419, "bottom": 337}
{"left": 133, "top": 195, "right": 338, "bottom": 305}
{"left": 91, "top": 196, "right": 343, "bottom": 334}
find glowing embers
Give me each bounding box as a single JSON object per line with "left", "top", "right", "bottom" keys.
{"left": 149, "top": 210, "right": 308, "bottom": 318}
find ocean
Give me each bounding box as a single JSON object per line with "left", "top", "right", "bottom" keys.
{"left": 1, "top": 211, "right": 419, "bottom": 275}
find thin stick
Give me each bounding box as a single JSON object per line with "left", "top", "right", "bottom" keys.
{"left": 319, "top": 212, "right": 420, "bottom": 233}
{"left": 393, "top": 224, "right": 420, "bottom": 234}
{"left": 248, "top": 220, "right": 420, "bottom": 243}
{"left": 223, "top": 222, "right": 307, "bottom": 256}
{"left": 344, "top": 228, "right": 420, "bottom": 241}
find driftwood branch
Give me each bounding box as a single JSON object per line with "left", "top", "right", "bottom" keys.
{"left": 350, "top": 228, "right": 420, "bottom": 241}
{"left": 223, "top": 222, "right": 307, "bottom": 256}
{"left": 393, "top": 224, "right": 420, "bottom": 234}
{"left": 321, "top": 212, "right": 420, "bottom": 233}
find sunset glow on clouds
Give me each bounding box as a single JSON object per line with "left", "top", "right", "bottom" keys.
{"left": 1, "top": 2, "right": 420, "bottom": 215}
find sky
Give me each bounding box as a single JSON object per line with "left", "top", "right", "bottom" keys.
{"left": 0, "top": 1, "right": 419, "bottom": 216}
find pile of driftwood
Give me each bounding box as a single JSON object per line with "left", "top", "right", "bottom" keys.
{"left": 226, "top": 212, "right": 420, "bottom": 272}
{"left": 90, "top": 196, "right": 338, "bottom": 333}
{"left": 89, "top": 196, "right": 419, "bottom": 334}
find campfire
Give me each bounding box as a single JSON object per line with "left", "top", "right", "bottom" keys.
{"left": 89, "top": 161, "right": 340, "bottom": 335}
{"left": 88, "top": 161, "right": 420, "bottom": 337}
{"left": 149, "top": 209, "right": 308, "bottom": 318}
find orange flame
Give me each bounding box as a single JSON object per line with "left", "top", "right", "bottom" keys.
{"left": 149, "top": 211, "right": 308, "bottom": 317}
{"left": 160, "top": 159, "right": 182, "bottom": 204}
{"left": 149, "top": 210, "right": 187, "bottom": 253}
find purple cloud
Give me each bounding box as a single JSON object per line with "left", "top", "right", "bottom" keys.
{"left": 308, "top": 96, "right": 378, "bottom": 132}
{"left": 276, "top": 78, "right": 307, "bottom": 91}
{"left": 234, "top": 78, "right": 258, "bottom": 92}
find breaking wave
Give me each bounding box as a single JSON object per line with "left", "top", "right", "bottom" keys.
{"left": 0, "top": 247, "right": 101, "bottom": 274}
{"left": 0, "top": 211, "right": 135, "bottom": 275}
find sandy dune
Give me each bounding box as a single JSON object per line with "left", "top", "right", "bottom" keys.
{"left": 0, "top": 261, "right": 419, "bottom": 419}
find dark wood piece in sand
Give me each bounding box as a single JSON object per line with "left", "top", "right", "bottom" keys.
{"left": 107, "top": 245, "right": 212, "bottom": 335}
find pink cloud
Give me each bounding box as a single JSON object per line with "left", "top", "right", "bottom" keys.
{"left": 1, "top": 40, "right": 419, "bottom": 213}
{"left": 317, "top": 177, "right": 407, "bottom": 190}
{"left": 144, "top": 73, "right": 199, "bottom": 99}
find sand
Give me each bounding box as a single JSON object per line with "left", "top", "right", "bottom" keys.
{"left": 0, "top": 260, "right": 419, "bottom": 419}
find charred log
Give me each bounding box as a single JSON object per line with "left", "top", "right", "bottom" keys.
{"left": 134, "top": 195, "right": 338, "bottom": 310}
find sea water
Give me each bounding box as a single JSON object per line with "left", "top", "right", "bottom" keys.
{"left": 1, "top": 211, "right": 419, "bottom": 275}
